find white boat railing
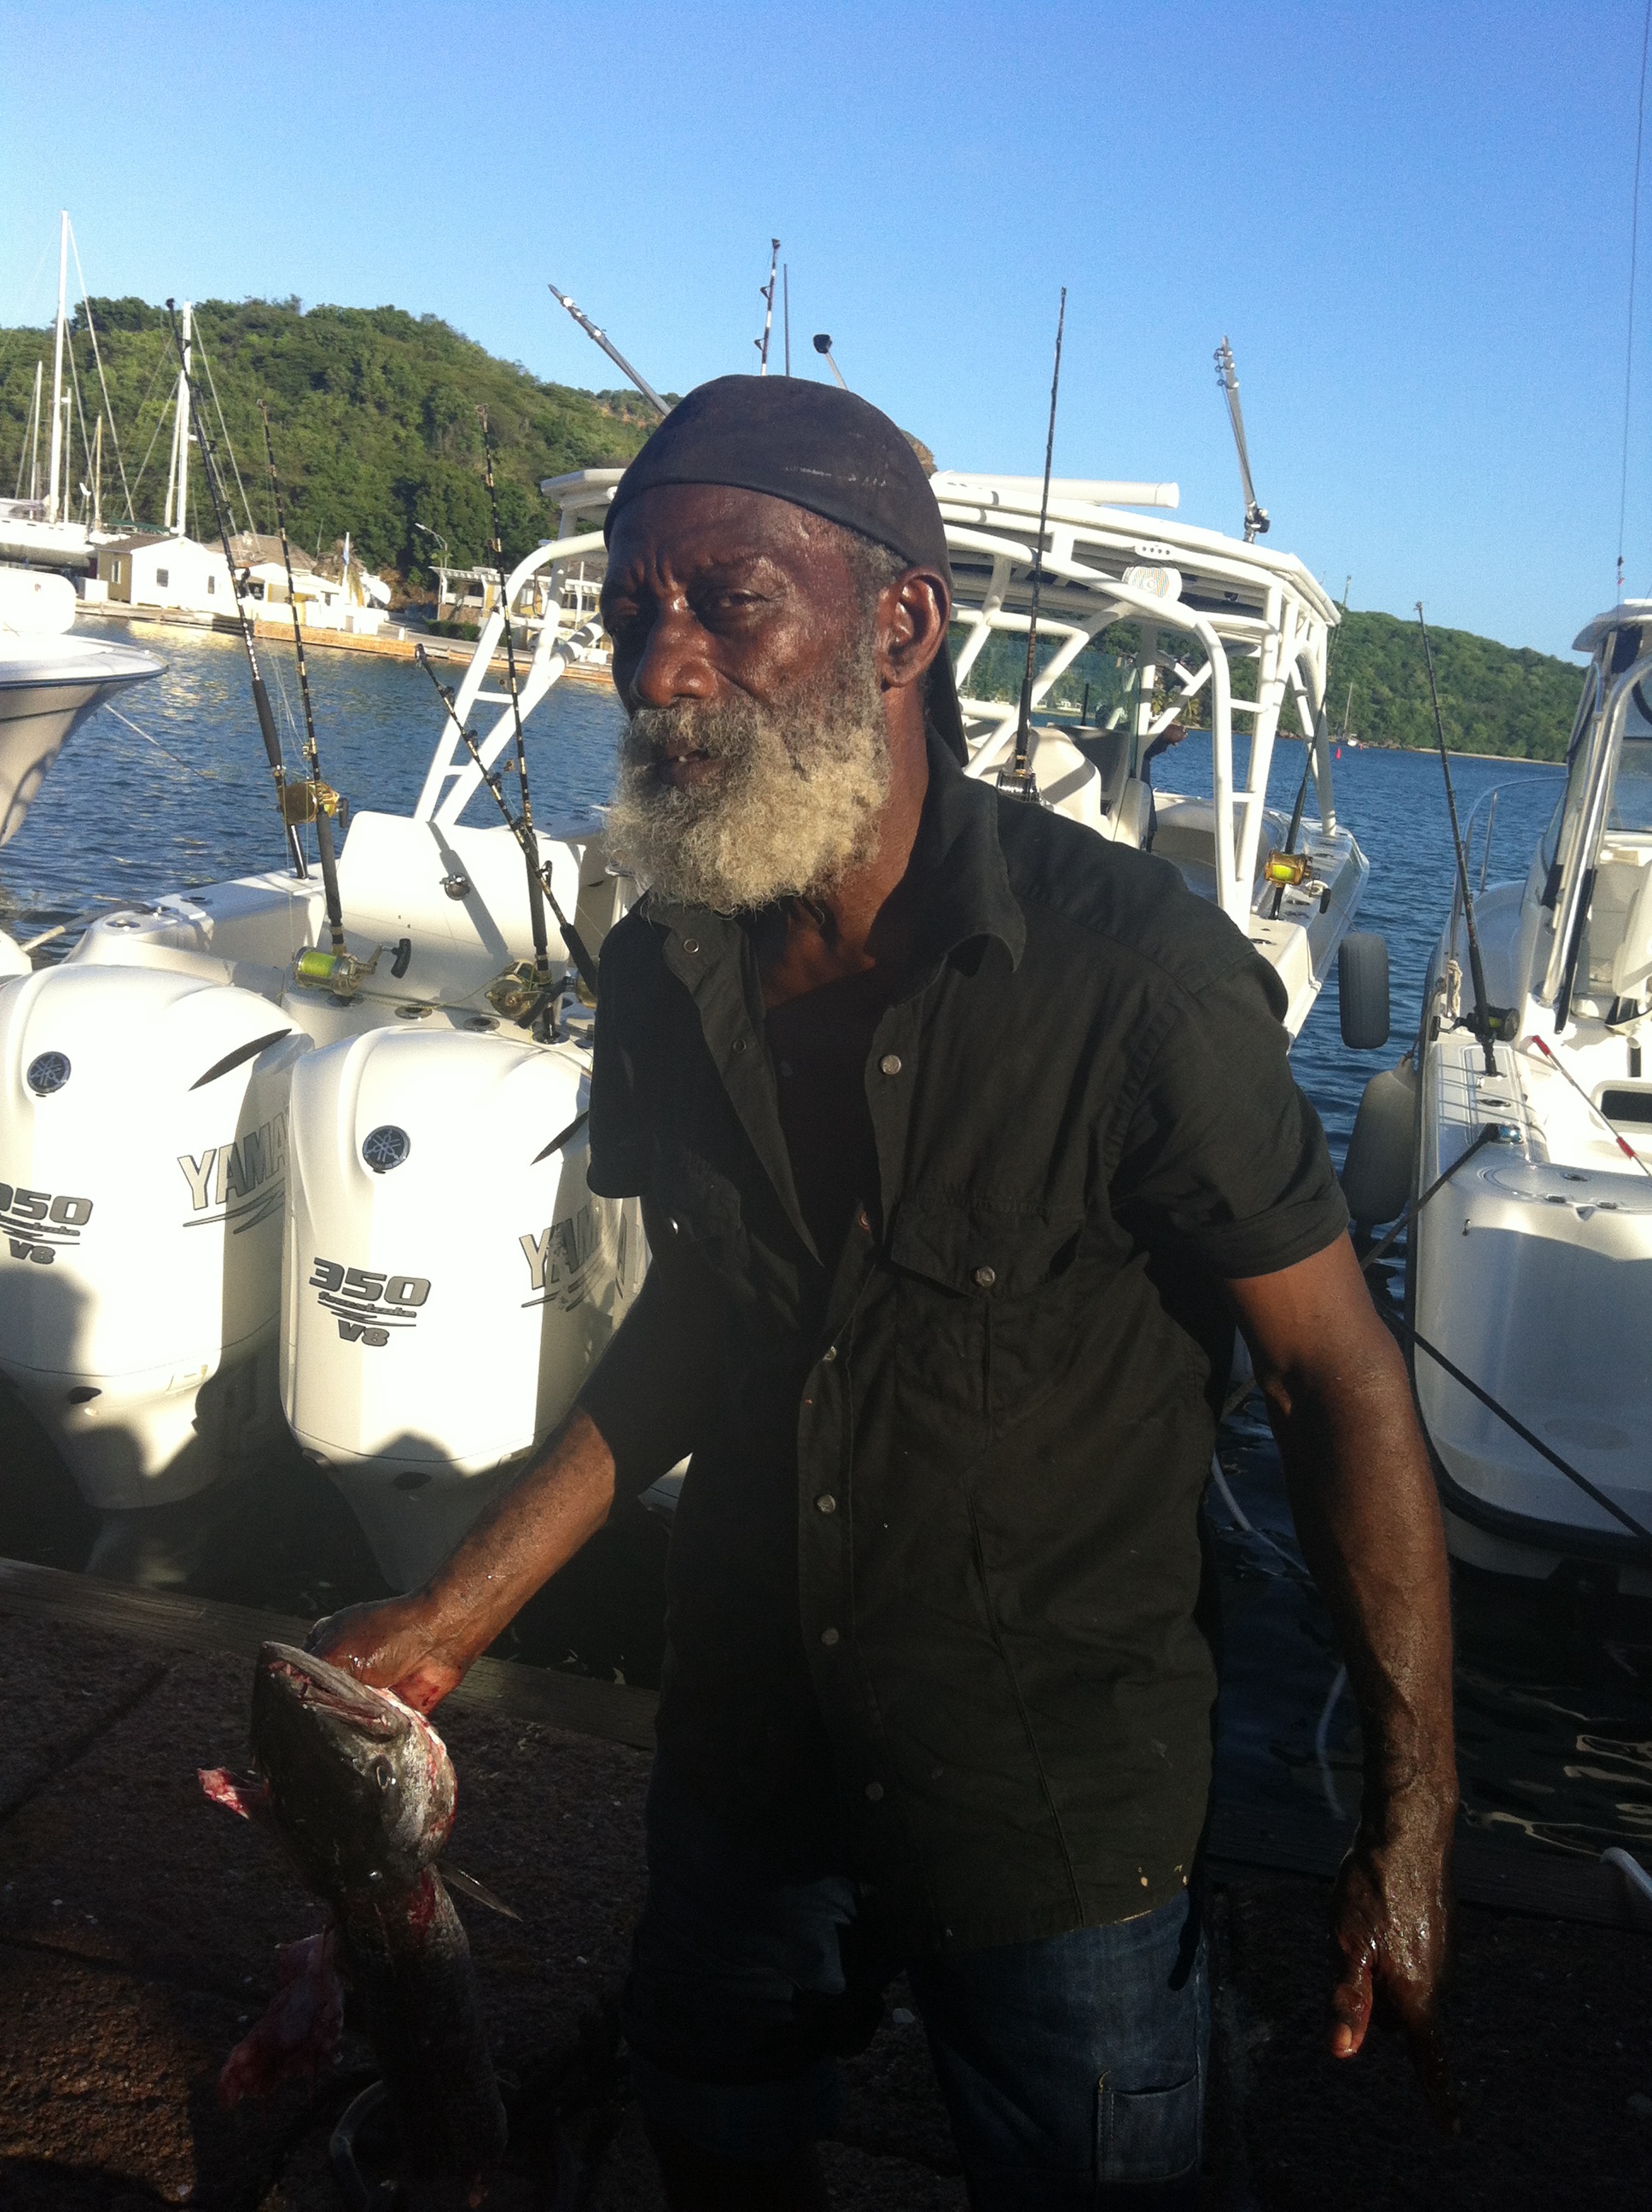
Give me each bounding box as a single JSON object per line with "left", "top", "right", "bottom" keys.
{"left": 415, "top": 470, "right": 623, "bottom": 828}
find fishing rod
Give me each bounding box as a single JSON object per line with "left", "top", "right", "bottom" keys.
{"left": 547, "top": 284, "right": 670, "bottom": 417}
{"left": 1005, "top": 286, "right": 1067, "bottom": 801}
{"left": 755, "top": 239, "right": 780, "bottom": 374}
{"left": 1214, "top": 336, "right": 1269, "bottom": 543}
{"left": 1416, "top": 602, "right": 1499, "bottom": 1074}
{"left": 164, "top": 300, "right": 306, "bottom": 877}
{"left": 259, "top": 403, "right": 345, "bottom": 954}
{"left": 1270, "top": 576, "right": 1352, "bottom": 920}
{"left": 411, "top": 645, "right": 598, "bottom": 1007}
{"left": 477, "top": 407, "right": 558, "bottom": 1022}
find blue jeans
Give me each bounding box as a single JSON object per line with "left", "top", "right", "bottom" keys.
{"left": 621, "top": 1759, "right": 1208, "bottom": 2209}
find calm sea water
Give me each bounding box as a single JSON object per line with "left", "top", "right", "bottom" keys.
{"left": 3, "top": 625, "right": 1646, "bottom": 1869}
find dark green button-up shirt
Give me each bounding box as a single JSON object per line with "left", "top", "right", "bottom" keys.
{"left": 583, "top": 734, "right": 1345, "bottom": 1953}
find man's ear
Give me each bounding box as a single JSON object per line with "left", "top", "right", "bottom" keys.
{"left": 877, "top": 568, "right": 951, "bottom": 693}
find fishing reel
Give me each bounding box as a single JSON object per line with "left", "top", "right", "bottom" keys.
{"left": 486, "top": 959, "right": 563, "bottom": 1033}
{"left": 293, "top": 938, "right": 410, "bottom": 1004}
{"left": 280, "top": 777, "right": 346, "bottom": 830}
{"left": 1262, "top": 847, "right": 1329, "bottom": 908}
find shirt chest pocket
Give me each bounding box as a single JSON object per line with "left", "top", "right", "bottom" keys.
{"left": 887, "top": 1200, "right": 1085, "bottom": 1436}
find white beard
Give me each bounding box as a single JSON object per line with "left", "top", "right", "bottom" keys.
{"left": 605, "top": 646, "right": 890, "bottom": 914}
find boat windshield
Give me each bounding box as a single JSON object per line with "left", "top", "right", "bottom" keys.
{"left": 1616, "top": 685, "right": 1652, "bottom": 831}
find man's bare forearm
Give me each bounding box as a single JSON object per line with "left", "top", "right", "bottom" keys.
{"left": 1271, "top": 1330, "right": 1457, "bottom": 1821}
{"left": 307, "top": 1209, "right": 721, "bottom": 1703}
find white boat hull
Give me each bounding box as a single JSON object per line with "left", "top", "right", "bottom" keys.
{"left": 0, "top": 636, "right": 163, "bottom": 845}
{"left": 1414, "top": 1025, "right": 1652, "bottom": 1580}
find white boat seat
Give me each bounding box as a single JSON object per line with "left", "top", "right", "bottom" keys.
{"left": 1606, "top": 847, "right": 1652, "bottom": 998}
{"left": 1576, "top": 844, "right": 1652, "bottom": 1001}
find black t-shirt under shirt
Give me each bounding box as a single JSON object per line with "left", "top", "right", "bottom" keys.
{"left": 765, "top": 963, "right": 891, "bottom": 1275}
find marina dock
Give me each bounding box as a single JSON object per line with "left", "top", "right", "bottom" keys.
{"left": 1, "top": 1560, "right": 1645, "bottom": 2210}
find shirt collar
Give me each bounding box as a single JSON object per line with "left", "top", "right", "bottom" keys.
{"left": 644, "top": 725, "right": 1026, "bottom": 979}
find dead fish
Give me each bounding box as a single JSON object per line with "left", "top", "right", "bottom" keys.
{"left": 203, "top": 1641, "right": 507, "bottom": 2193}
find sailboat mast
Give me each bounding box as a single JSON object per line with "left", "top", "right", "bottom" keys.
{"left": 166, "top": 304, "right": 192, "bottom": 537}
{"left": 20, "top": 363, "right": 41, "bottom": 503}
{"left": 46, "top": 212, "right": 67, "bottom": 526}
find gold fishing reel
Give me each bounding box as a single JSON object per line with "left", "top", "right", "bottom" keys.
{"left": 1262, "top": 848, "right": 1309, "bottom": 888}
{"left": 280, "top": 777, "right": 344, "bottom": 827}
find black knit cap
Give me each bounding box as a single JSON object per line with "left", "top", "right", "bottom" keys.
{"left": 605, "top": 375, "right": 966, "bottom": 760}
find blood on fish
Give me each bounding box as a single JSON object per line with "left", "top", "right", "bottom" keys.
{"left": 217, "top": 1927, "right": 344, "bottom": 2108}
{"left": 199, "top": 1767, "right": 273, "bottom": 1820}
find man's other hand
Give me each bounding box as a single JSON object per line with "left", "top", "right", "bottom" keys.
{"left": 305, "top": 1595, "right": 468, "bottom": 1713}
{"left": 1329, "top": 1806, "right": 1457, "bottom": 2130}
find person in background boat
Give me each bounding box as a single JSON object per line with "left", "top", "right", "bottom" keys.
{"left": 1140, "top": 717, "right": 1190, "bottom": 847}
{"left": 310, "top": 378, "right": 1458, "bottom": 2209}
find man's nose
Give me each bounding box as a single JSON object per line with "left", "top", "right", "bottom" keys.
{"left": 625, "top": 605, "right": 718, "bottom": 711}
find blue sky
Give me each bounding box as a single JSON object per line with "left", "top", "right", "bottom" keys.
{"left": 1, "top": 1, "right": 1646, "bottom": 659}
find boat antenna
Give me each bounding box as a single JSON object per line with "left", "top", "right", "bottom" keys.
{"left": 547, "top": 284, "right": 669, "bottom": 417}
{"left": 1416, "top": 602, "right": 1498, "bottom": 1074}
{"left": 411, "top": 646, "right": 597, "bottom": 1005}
{"left": 1003, "top": 285, "right": 1067, "bottom": 802}
{"left": 811, "top": 333, "right": 848, "bottom": 390}
{"left": 755, "top": 240, "right": 780, "bottom": 374}
{"left": 1214, "top": 337, "right": 1269, "bottom": 543}
{"left": 259, "top": 402, "right": 346, "bottom": 953}
{"left": 1620, "top": 0, "right": 1652, "bottom": 598}
{"left": 783, "top": 264, "right": 791, "bottom": 375}
{"left": 164, "top": 300, "right": 306, "bottom": 876}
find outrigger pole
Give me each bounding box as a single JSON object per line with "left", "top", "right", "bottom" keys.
{"left": 547, "top": 284, "right": 670, "bottom": 418}
{"left": 756, "top": 240, "right": 780, "bottom": 374}
{"left": 1214, "top": 337, "right": 1269, "bottom": 544}
{"left": 478, "top": 408, "right": 556, "bottom": 1016}
{"left": 1416, "top": 602, "right": 1499, "bottom": 1074}
{"left": 164, "top": 301, "right": 306, "bottom": 876}
{"left": 1004, "top": 286, "right": 1067, "bottom": 802}
{"left": 259, "top": 404, "right": 346, "bottom": 953}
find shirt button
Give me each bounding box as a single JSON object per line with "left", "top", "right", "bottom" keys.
{"left": 822, "top": 1345, "right": 837, "bottom": 1363}
{"left": 816, "top": 1493, "right": 837, "bottom": 1514}
{"left": 820, "top": 1627, "right": 840, "bottom": 1646}
{"left": 879, "top": 1053, "right": 902, "bottom": 1076}
{"left": 856, "top": 1208, "right": 870, "bottom": 1233}
{"left": 682, "top": 938, "right": 699, "bottom": 955}
{"left": 974, "top": 1265, "right": 997, "bottom": 1289}
{"left": 732, "top": 1036, "right": 748, "bottom": 1054}
{"left": 864, "top": 1782, "right": 884, "bottom": 1802}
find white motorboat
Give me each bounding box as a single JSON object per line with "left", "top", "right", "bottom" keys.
{"left": 935, "top": 471, "right": 1377, "bottom": 1039}
{"left": 0, "top": 568, "right": 163, "bottom": 868}
{"left": 1346, "top": 601, "right": 1652, "bottom": 1593}
{"left": 0, "top": 493, "right": 640, "bottom": 1590}
{"left": 0, "top": 453, "right": 1382, "bottom": 1588}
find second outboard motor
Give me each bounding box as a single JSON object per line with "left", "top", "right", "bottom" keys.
{"left": 282, "top": 1024, "right": 644, "bottom": 1590}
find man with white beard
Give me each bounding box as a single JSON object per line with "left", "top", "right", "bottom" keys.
{"left": 313, "top": 377, "right": 1457, "bottom": 2209}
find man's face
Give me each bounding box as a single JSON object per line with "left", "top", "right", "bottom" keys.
{"left": 600, "top": 484, "right": 892, "bottom": 912}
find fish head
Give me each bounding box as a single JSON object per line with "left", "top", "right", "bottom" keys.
{"left": 249, "top": 1642, "right": 457, "bottom": 1897}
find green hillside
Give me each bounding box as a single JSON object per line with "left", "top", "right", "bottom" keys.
{"left": 0, "top": 296, "right": 655, "bottom": 582}
{"left": 1328, "top": 608, "right": 1584, "bottom": 761}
